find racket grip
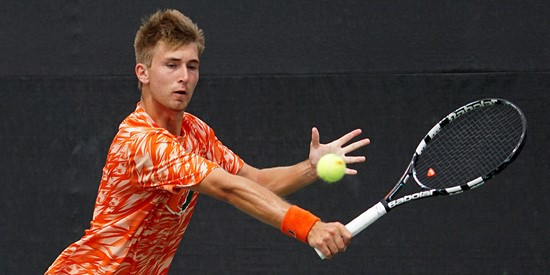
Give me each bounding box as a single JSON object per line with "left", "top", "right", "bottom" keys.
{"left": 346, "top": 202, "right": 387, "bottom": 237}
{"left": 314, "top": 202, "right": 387, "bottom": 259}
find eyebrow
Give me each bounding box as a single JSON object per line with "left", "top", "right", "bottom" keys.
{"left": 164, "top": 57, "right": 200, "bottom": 64}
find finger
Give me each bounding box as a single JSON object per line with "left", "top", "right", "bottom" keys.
{"left": 345, "top": 168, "right": 358, "bottom": 175}
{"left": 342, "top": 138, "right": 371, "bottom": 154}
{"left": 335, "top": 129, "right": 363, "bottom": 146}
{"left": 343, "top": 156, "right": 366, "bottom": 175}
{"left": 325, "top": 238, "right": 339, "bottom": 257}
{"left": 343, "top": 155, "right": 367, "bottom": 164}
{"left": 333, "top": 232, "right": 347, "bottom": 252}
{"left": 340, "top": 225, "right": 352, "bottom": 244}
{"left": 323, "top": 249, "right": 333, "bottom": 259}
{"left": 334, "top": 224, "right": 352, "bottom": 252}
{"left": 311, "top": 127, "right": 320, "bottom": 148}
{"left": 316, "top": 241, "right": 334, "bottom": 259}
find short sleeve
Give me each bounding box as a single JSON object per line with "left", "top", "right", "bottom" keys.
{"left": 127, "top": 131, "right": 218, "bottom": 193}
{"left": 205, "top": 128, "right": 244, "bottom": 175}
{"left": 181, "top": 113, "right": 244, "bottom": 175}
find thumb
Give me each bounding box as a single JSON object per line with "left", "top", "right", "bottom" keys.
{"left": 311, "top": 127, "right": 320, "bottom": 148}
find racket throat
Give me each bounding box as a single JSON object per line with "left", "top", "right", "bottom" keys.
{"left": 380, "top": 200, "right": 392, "bottom": 212}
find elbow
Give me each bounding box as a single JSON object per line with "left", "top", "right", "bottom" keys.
{"left": 198, "top": 169, "right": 239, "bottom": 203}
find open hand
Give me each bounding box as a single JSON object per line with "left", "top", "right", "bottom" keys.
{"left": 309, "top": 127, "right": 370, "bottom": 175}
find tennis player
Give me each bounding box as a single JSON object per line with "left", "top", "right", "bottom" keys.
{"left": 46, "top": 9, "right": 370, "bottom": 274}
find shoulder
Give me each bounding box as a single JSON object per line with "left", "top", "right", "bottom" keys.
{"left": 183, "top": 112, "right": 209, "bottom": 127}
{"left": 117, "top": 117, "right": 176, "bottom": 151}
{"left": 183, "top": 112, "right": 215, "bottom": 136}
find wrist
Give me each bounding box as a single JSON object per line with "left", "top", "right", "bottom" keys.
{"left": 281, "top": 205, "right": 320, "bottom": 243}
{"left": 305, "top": 159, "right": 319, "bottom": 180}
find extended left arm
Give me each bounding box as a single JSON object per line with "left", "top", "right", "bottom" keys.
{"left": 238, "top": 127, "right": 370, "bottom": 196}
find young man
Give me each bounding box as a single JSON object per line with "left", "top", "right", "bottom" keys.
{"left": 46, "top": 9, "right": 370, "bottom": 274}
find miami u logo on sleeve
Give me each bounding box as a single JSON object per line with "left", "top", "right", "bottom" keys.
{"left": 166, "top": 189, "right": 195, "bottom": 216}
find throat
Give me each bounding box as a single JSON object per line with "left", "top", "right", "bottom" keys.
{"left": 140, "top": 98, "right": 184, "bottom": 136}
{"left": 159, "top": 115, "right": 183, "bottom": 136}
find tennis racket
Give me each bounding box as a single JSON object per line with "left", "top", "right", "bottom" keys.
{"left": 315, "top": 98, "right": 527, "bottom": 259}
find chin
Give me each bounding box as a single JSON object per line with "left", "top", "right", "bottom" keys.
{"left": 172, "top": 103, "right": 188, "bottom": 112}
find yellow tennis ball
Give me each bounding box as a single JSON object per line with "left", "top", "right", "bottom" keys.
{"left": 316, "top": 154, "right": 346, "bottom": 183}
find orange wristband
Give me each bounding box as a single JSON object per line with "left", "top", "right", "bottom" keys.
{"left": 281, "top": 205, "right": 320, "bottom": 243}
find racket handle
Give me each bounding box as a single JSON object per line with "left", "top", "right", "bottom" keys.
{"left": 315, "top": 202, "right": 387, "bottom": 259}
{"left": 346, "top": 202, "right": 387, "bottom": 237}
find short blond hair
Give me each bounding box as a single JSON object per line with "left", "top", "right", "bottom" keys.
{"left": 134, "top": 9, "right": 205, "bottom": 68}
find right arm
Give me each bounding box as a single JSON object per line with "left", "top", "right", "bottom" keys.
{"left": 190, "top": 168, "right": 289, "bottom": 228}
{"left": 188, "top": 168, "right": 351, "bottom": 259}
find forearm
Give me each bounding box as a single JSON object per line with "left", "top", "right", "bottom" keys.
{"left": 192, "top": 167, "right": 350, "bottom": 257}
{"left": 255, "top": 160, "right": 319, "bottom": 196}
{"left": 191, "top": 168, "right": 291, "bottom": 228}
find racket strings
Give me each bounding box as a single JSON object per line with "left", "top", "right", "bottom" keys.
{"left": 415, "top": 103, "right": 524, "bottom": 189}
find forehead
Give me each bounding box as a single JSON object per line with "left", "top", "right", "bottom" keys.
{"left": 152, "top": 40, "right": 200, "bottom": 61}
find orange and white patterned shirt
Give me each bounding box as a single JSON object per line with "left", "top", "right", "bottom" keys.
{"left": 46, "top": 103, "right": 244, "bottom": 274}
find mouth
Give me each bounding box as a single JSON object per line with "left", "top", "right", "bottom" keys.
{"left": 174, "top": 90, "right": 187, "bottom": 95}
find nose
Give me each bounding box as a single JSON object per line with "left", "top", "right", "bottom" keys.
{"left": 178, "top": 67, "right": 189, "bottom": 83}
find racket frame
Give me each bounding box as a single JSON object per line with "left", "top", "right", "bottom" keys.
{"left": 314, "top": 98, "right": 526, "bottom": 259}
{"left": 386, "top": 98, "right": 526, "bottom": 210}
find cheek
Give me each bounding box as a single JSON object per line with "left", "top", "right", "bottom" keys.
{"left": 150, "top": 72, "right": 171, "bottom": 88}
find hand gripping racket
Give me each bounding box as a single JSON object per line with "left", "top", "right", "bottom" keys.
{"left": 315, "top": 98, "right": 527, "bottom": 259}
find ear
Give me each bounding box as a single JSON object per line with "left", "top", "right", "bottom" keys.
{"left": 135, "top": 63, "right": 149, "bottom": 85}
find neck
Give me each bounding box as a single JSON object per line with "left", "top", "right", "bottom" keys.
{"left": 140, "top": 97, "right": 184, "bottom": 136}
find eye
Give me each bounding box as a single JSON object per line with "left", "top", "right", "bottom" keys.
{"left": 166, "top": 63, "right": 177, "bottom": 69}
{"left": 187, "top": 64, "right": 198, "bottom": 71}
